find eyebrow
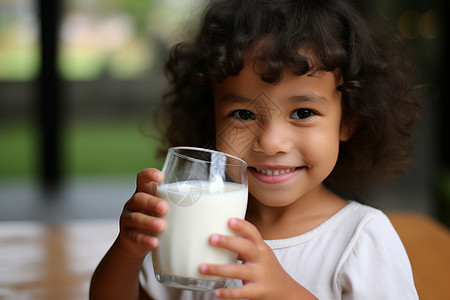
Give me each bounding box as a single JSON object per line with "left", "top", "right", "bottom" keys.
{"left": 218, "top": 92, "right": 329, "bottom": 105}
{"left": 288, "top": 93, "right": 329, "bottom": 104}
{"left": 218, "top": 94, "right": 252, "bottom": 103}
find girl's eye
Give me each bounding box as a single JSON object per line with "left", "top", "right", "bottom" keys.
{"left": 290, "top": 109, "right": 315, "bottom": 120}
{"left": 231, "top": 109, "right": 256, "bottom": 121}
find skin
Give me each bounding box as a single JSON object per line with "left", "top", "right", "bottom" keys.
{"left": 90, "top": 169, "right": 168, "bottom": 300}
{"left": 90, "top": 61, "right": 353, "bottom": 300}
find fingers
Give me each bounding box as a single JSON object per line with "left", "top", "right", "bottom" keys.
{"left": 121, "top": 210, "right": 166, "bottom": 233}
{"left": 123, "top": 229, "right": 160, "bottom": 248}
{"left": 207, "top": 218, "right": 265, "bottom": 262}
{"left": 125, "top": 191, "right": 168, "bottom": 216}
{"left": 120, "top": 209, "right": 165, "bottom": 248}
{"left": 119, "top": 201, "right": 167, "bottom": 254}
{"left": 135, "top": 168, "right": 164, "bottom": 194}
{"left": 227, "top": 218, "right": 262, "bottom": 245}
{"left": 116, "top": 169, "right": 167, "bottom": 258}
{"left": 120, "top": 190, "right": 169, "bottom": 242}
{"left": 198, "top": 219, "right": 303, "bottom": 300}
{"left": 133, "top": 168, "right": 168, "bottom": 215}
{"left": 199, "top": 263, "right": 264, "bottom": 299}
{"left": 119, "top": 169, "right": 168, "bottom": 250}
{"left": 208, "top": 232, "right": 258, "bottom": 263}
{"left": 214, "top": 285, "right": 261, "bottom": 300}
{"left": 199, "top": 262, "right": 253, "bottom": 283}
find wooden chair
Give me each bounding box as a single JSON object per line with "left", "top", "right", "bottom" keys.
{"left": 388, "top": 212, "right": 450, "bottom": 300}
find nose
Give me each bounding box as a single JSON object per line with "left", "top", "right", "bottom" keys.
{"left": 252, "top": 121, "right": 293, "bottom": 156}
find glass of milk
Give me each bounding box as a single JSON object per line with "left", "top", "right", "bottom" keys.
{"left": 152, "top": 146, "right": 248, "bottom": 292}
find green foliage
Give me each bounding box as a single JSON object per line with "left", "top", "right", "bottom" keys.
{"left": 107, "top": 0, "right": 155, "bottom": 30}
{"left": 0, "top": 122, "right": 38, "bottom": 177}
{"left": 64, "top": 119, "right": 164, "bottom": 175}
{"left": 0, "top": 120, "right": 164, "bottom": 178}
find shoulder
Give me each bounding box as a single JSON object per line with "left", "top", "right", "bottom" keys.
{"left": 338, "top": 201, "right": 404, "bottom": 254}
{"left": 336, "top": 202, "right": 418, "bottom": 299}
{"left": 339, "top": 201, "right": 393, "bottom": 232}
{"left": 265, "top": 201, "right": 394, "bottom": 255}
{"left": 321, "top": 201, "right": 395, "bottom": 240}
{"left": 343, "top": 200, "right": 386, "bottom": 219}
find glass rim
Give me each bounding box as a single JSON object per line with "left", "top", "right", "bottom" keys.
{"left": 168, "top": 146, "right": 247, "bottom": 168}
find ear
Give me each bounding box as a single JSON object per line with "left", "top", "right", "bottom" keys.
{"left": 339, "top": 115, "right": 359, "bottom": 142}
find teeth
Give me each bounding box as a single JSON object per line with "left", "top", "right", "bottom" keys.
{"left": 255, "top": 168, "right": 296, "bottom": 176}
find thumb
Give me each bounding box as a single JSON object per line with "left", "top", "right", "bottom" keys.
{"left": 135, "top": 168, "right": 164, "bottom": 194}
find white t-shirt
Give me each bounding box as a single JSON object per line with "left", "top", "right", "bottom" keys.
{"left": 140, "top": 201, "right": 418, "bottom": 299}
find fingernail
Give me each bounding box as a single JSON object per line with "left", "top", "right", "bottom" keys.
{"left": 229, "top": 218, "right": 238, "bottom": 227}
{"left": 199, "top": 264, "right": 208, "bottom": 273}
{"left": 214, "top": 290, "right": 222, "bottom": 297}
{"left": 210, "top": 234, "right": 220, "bottom": 245}
{"left": 156, "top": 201, "right": 167, "bottom": 213}
{"left": 148, "top": 237, "right": 158, "bottom": 248}
{"left": 153, "top": 219, "right": 164, "bottom": 230}
{"left": 152, "top": 171, "right": 162, "bottom": 181}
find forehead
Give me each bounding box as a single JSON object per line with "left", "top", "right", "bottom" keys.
{"left": 212, "top": 61, "right": 341, "bottom": 105}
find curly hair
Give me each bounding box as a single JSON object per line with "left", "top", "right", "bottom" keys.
{"left": 155, "top": 0, "right": 421, "bottom": 194}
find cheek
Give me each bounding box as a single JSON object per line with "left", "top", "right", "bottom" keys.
{"left": 312, "top": 116, "right": 342, "bottom": 159}
{"left": 303, "top": 132, "right": 340, "bottom": 168}
{"left": 215, "top": 122, "right": 257, "bottom": 158}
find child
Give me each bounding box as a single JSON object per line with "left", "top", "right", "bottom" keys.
{"left": 90, "top": 0, "right": 421, "bottom": 299}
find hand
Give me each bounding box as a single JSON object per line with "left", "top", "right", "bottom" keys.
{"left": 199, "top": 218, "right": 317, "bottom": 300}
{"left": 117, "top": 168, "right": 168, "bottom": 259}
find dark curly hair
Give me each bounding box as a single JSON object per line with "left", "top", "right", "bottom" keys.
{"left": 155, "top": 0, "right": 421, "bottom": 195}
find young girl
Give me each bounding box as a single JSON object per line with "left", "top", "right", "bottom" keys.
{"left": 90, "top": 0, "right": 421, "bottom": 299}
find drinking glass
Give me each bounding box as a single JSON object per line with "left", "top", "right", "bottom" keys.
{"left": 152, "top": 146, "right": 248, "bottom": 291}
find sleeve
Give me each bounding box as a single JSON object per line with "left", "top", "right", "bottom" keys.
{"left": 337, "top": 211, "right": 419, "bottom": 300}
{"left": 139, "top": 254, "right": 183, "bottom": 300}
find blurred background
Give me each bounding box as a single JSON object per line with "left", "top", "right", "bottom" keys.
{"left": 0, "top": 0, "right": 449, "bottom": 225}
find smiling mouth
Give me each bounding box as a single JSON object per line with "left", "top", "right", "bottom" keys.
{"left": 253, "top": 167, "right": 299, "bottom": 176}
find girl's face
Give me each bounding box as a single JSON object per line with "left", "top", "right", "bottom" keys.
{"left": 213, "top": 62, "right": 351, "bottom": 208}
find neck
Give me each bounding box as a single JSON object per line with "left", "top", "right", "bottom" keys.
{"left": 245, "top": 184, "right": 347, "bottom": 239}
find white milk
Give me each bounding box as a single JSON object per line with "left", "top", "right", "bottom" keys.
{"left": 153, "top": 181, "right": 248, "bottom": 280}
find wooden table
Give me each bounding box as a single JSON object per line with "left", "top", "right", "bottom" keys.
{"left": 0, "top": 213, "right": 449, "bottom": 300}
{"left": 0, "top": 220, "right": 118, "bottom": 300}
